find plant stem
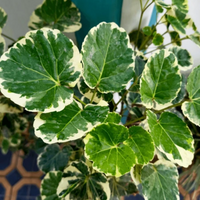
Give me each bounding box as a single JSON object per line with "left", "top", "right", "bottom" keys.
{"left": 1, "top": 33, "right": 16, "bottom": 42}
{"left": 145, "top": 37, "right": 188, "bottom": 55}
{"left": 134, "top": 0, "right": 151, "bottom": 50}
{"left": 113, "top": 77, "right": 139, "bottom": 111}
{"left": 124, "top": 115, "right": 146, "bottom": 126}
{"left": 73, "top": 95, "right": 86, "bottom": 106}
{"left": 90, "top": 87, "right": 98, "bottom": 103}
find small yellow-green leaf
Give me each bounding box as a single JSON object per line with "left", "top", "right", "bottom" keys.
{"left": 152, "top": 33, "right": 164, "bottom": 46}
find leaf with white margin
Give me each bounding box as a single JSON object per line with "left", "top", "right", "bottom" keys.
{"left": 0, "top": 28, "right": 82, "bottom": 113}
{"left": 168, "top": 46, "right": 193, "bottom": 71}
{"left": 166, "top": 6, "right": 193, "bottom": 35}
{"left": 154, "top": 0, "right": 171, "bottom": 13}
{"left": 140, "top": 49, "right": 181, "bottom": 110}
{"left": 147, "top": 110, "right": 194, "bottom": 168}
{"left": 182, "top": 65, "right": 200, "bottom": 126}
{"left": 141, "top": 159, "right": 179, "bottom": 200}
{"left": 172, "top": 0, "right": 189, "bottom": 14}
{"left": 189, "top": 31, "right": 200, "bottom": 47}
{"left": 104, "top": 112, "right": 121, "bottom": 124}
{"left": 37, "top": 144, "right": 72, "bottom": 173}
{"left": 40, "top": 171, "right": 63, "bottom": 200}
{"left": 84, "top": 123, "right": 136, "bottom": 177}
{"left": 172, "top": 74, "right": 187, "bottom": 104}
{"left": 28, "top": 0, "right": 81, "bottom": 33}
{"left": 0, "top": 96, "right": 23, "bottom": 113}
{"left": 34, "top": 100, "right": 109, "bottom": 144}
{"left": 82, "top": 22, "right": 135, "bottom": 93}
{"left": 57, "top": 161, "right": 111, "bottom": 200}
{"left": 0, "top": 7, "right": 7, "bottom": 29}
{"left": 125, "top": 126, "right": 155, "bottom": 165}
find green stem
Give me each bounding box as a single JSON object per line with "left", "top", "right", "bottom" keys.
{"left": 73, "top": 95, "right": 86, "bottom": 106}
{"left": 113, "top": 77, "right": 139, "bottom": 111}
{"left": 90, "top": 87, "right": 98, "bottom": 103}
{"left": 1, "top": 33, "right": 16, "bottom": 42}
{"left": 134, "top": 0, "right": 151, "bottom": 50}
{"left": 124, "top": 115, "right": 146, "bottom": 126}
{"left": 145, "top": 37, "right": 188, "bottom": 55}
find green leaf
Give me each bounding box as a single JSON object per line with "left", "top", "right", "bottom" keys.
{"left": 172, "top": 0, "right": 189, "bottom": 14}
{"left": 0, "top": 33, "right": 5, "bottom": 57}
{"left": 0, "top": 7, "right": 7, "bottom": 29}
{"left": 29, "top": 0, "right": 81, "bottom": 32}
{"left": 172, "top": 74, "right": 187, "bottom": 104}
{"left": 84, "top": 123, "right": 136, "bottom": 177}
{"left": 169, "top": 31, "right": 181, "bottom": 46}
{"left": 189, "top": 31, "right": 200, "bottom": 47}
{"left": 147, "top": 110, "right": 194, "bottom": 167}
{"left": 140, "top": 49, "right": 181, "bottom": 110}
{"left": 57, "top": 161, "right": 111, "bottom": 200}
{"left": 141, "top": 160, "right": 179, "bottom": 200}
{"left": 0, "top": 96, "right": 23, "bottom": 113}
{"left": 152, "top": 34, "right": 164, "bottom": 46}
{"left": 82, "top": 22, "right": 135, "bottom": 93}
{"left": 182, "top": 65, "right": 200, "bottom": 126}
{"left": 1, "top": 138, "right": 9, "bottom": 154}
{"left": 109, "top": 174, "right": 137, "bottom": 199}
{"left": 125, "top": 126, "right": 155, "bottom": 164}
{"left": 34, "top": 100, "right": 109, "bottom": 143}
{"left": 166, "top": 7, "right": 193, "bottom": 35}
{"left": 41, "top": 171, "right": 63, "bottom": 200}
{"left": 168, "top": 46, "right": 193, "bottom": 71}
{"left": 104, "top": 112, "right": 121, "bottom": 124}
{"left": 142, "top": 26, "right": 152, "bottom": 36}
{"left": 37, "top": 144, "right": 72, "bottom": 173}
{"left": 154, "top": 0, "right": 171, "bottom": 10}
{"left": 0, "top": 28, "right": 82, "bottom": 113}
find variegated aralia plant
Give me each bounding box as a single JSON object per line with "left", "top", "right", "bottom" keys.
{"left": 0, "top": 0, "right": 200, "bottom": 200}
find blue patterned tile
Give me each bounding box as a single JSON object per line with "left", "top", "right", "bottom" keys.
{"left": 180, "top": 193, "right": 184, "bottom": 200}
{"left": 0, "top": 184, "right": 5, "bottom": 195}
{"left": 18, "top": 185, "right": 30, "bottom": 196}
{"left": 17, "top": 197, "right": 28, "bottom": 200}
{"left": 6, "top": 169, "right": 22, "bottom": 186}
{"left": 29, "top": 185, "right": 40, "bottom": 196}
{"left": 0, "top": 196, "right": 4, "bottom": 200}
{"left": 0, "top": 149, "right": 12, "bottom": 170}
{"left": 198, "top": 195, "right": 200, "bottom": 200}
{"left": 22, "top": 150, "right": 39, "bottom": 172}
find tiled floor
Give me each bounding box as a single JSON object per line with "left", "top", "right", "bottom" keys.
{"left": 0, "top": 150, "right": 43, "bottom": 200}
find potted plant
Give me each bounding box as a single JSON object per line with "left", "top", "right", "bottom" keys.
{"left": 0, "top": 0, "right": 200, "bottom": 199}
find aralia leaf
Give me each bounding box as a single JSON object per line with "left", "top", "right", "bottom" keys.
{"left": 169, "top": 31, "right": 181, "bottom": 46}
{"left": 141, "top": 160, "right": 179, "bottom": 200}
{"left": 0, "top": 28, "right": 82, "bottom": 113}
{"left": 125, "top": 126, "right": 155, "bottom": 164}
{"left": 189, "top": 31, "right": 200, "bottom": 47}
{"left": 142, "top": 26, "right": 152, "bottom": 36}
{"left": 104, "top": 112, "right": 121, "bottom": 124}
{"left": 0, "top": 7, "right": 7, "bottom": 29}
{"left": 172, "top": 0, "right": 189, "bottom": 14}
{"left": 82, "top": 22, "right": 135, "bottom": 93}
{"left": 84, "top": 123, "right": 136, "bottom": 177}
{"left": 168, "top": 46, "right": 193, "bottom": 71}
{"left": 140, "top": 49, "right": 181, "bottom": 110}
{"left": 57, "top": 161, "right": 111, "bottom": 200}
{"left": 152, "top": 33, "right": 164, "bottom": 46}
{"left": 29, "top": 0, "right": 81, "bottom": 32}
{"left": 34, "top": 100, "right": 109, "bottom": 144}
{"left": 182, "top": 65, "right": 200, "bottom": 127}
{"left": 37, "top": 144, "right": 72, "bottom": 173}
{"left": 147, "top": 110, "right": 194, "bottom": 167}
{"left": 0, "top": 33, "right": 5, "bottom": 57}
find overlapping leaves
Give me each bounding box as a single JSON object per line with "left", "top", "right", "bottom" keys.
{"left": 29, "top": 0, "right": 81, "bottom": 32}
{"left": 0, "top": 28, "right": 82, "bottom": 113}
